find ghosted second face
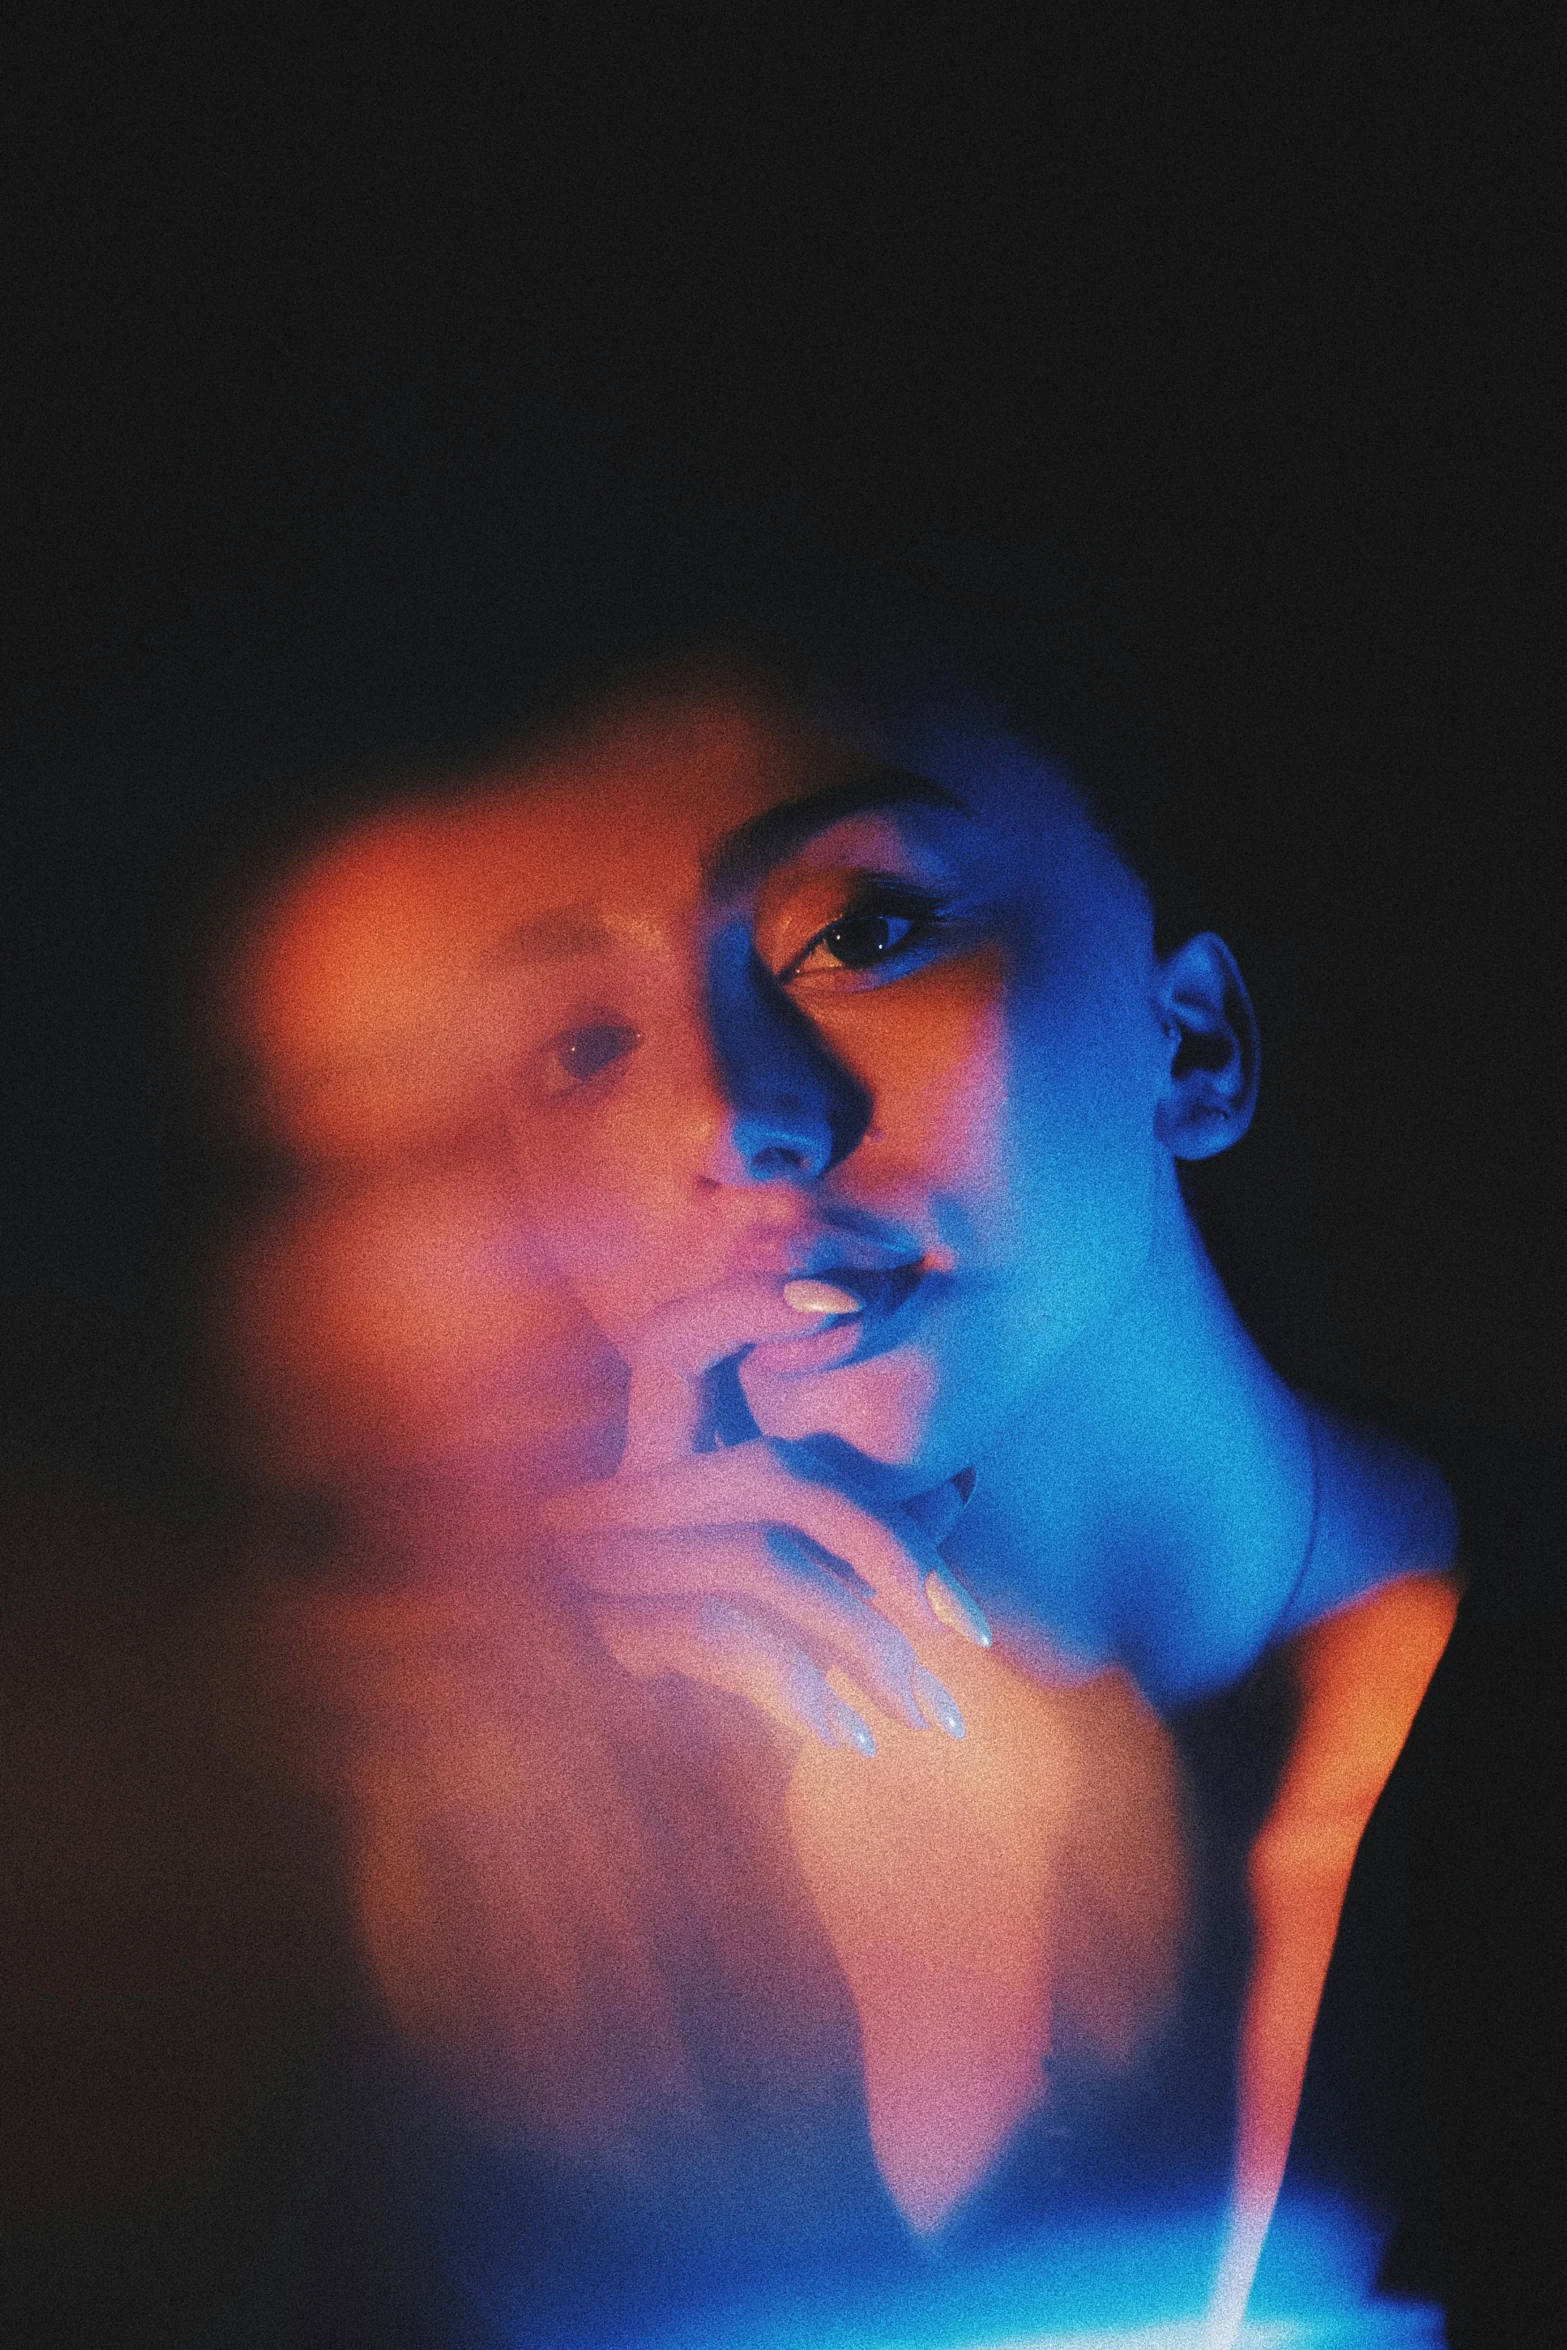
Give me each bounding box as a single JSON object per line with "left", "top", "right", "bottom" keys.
{"left": 226, "top": 676, "right": 1195, "bottom": 1501}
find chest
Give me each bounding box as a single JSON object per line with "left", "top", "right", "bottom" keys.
{"left": 785, "top": 1644, "right": 1190, "bottom": 2230}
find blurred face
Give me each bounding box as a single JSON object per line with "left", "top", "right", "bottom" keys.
{"left": 224, "top": 680, "right": 1174, "bottom": 1504}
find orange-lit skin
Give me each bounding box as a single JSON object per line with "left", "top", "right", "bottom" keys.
{"left": 219, "top": 1156, "right": 624, "bottom": 1552}
{"left": 214, "top": 679, "right": 1461, "bottom": 2330}
{"left": 1200, "top": 1569, "right": 1460, "bottom": 2348}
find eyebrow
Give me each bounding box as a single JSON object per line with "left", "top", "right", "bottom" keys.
{"left": 487, "top": 903, "right": 616, "bottom": 965}
{"left": 703, "top": 772, "right": 967, "bottom": 899}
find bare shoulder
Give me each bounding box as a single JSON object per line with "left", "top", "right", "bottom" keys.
{"left": 1263, "top": 1407, "right": 1463, "bottom": 1842}
{"left": 1286, "top": 1398, "right": 1462, "bottom": 1635}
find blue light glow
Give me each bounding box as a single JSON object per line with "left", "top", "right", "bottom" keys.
{"left": 605, "top": 2200, "right": 1443, "bottom": 2350}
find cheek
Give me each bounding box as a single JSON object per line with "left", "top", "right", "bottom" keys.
{"left": 823, "top": 954, "right": 1015, "bottom": 1217}
{"left": 797, "top": 964, "right": 1159, "bottom": 1441}
{"left": 212, "top": 1165, "right": 624, "bottom": 1492}
{"left": 506, "top": 1072, "right": 703, "bottom": 1340}
{"left": 993, "top": 984, "right": 1163, "bottom": 1336}
{"left": 828, "top": 947, "right": 1153, "bottom": 1317}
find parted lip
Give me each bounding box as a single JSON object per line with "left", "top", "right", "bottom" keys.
{"left": 809, "top": 1261, "right": 926, "bottom": 1317}
{"left": 729, "top": 1225, "right": 932, "bottom": 1287}
{"left": 708, "top": 1224, "right": 940, "bottom": 1365}
{"left": 738, "top": 1248, "right": 935, "bottom": 1379}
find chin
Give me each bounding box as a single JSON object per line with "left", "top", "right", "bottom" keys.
{"left": 740, "top": 1345, "right": 946, "bottom": 1485}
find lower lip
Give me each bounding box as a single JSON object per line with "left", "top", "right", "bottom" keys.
{"left": 744, "top": 1264, "right": 932, "bottom": 1377}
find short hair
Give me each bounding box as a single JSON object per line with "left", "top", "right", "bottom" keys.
{"left": 188, "top": 469, "right": 1207, "bottom": 958}
{"left": 485, "top": 493, "right": 1206, "bottom": 950}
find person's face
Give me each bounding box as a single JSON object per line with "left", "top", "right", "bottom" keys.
{"left": 226, "top": 680, "right": 1175, "bottom": 1503}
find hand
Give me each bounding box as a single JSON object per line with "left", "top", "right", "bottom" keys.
{"left": 540, "top": 1279, "right": 989, "bottom": 1754}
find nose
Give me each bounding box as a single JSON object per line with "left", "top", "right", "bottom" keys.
{"left": 703, "top": 921, "right": 871, "bottom": 1184}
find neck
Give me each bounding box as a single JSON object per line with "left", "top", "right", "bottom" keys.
{"left": 953, "top": 1184, "right": 1317, "bottom": 1710}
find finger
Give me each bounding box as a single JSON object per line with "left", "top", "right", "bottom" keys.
{"left": 590, "top": 1593, "right": 877, "bottom": 1754}
{"left": 545, "top": 1444, "right": 990, "bottom": 1650}
{"left": 560, "top": 1524, "right": 961, "bottom": 1735}
{"left": 622, "top": 1277, "right": 865, "bottom": 1471}
{"left": 911, "top": 1661, "right": 966, "bottom": 1739}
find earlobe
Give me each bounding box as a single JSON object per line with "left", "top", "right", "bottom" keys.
{"left": 1153, "top": 932, "right": 1260, "bottom": 1160}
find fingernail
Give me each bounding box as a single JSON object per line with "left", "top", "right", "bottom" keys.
{"left": 925, "top": 1567, "right": 993, "bottom": 1648}
{"left": 783, "top": 1278, "right": 865, "bottom": 1316}
{"left": 913, "top": 1663, "right": 965, "bottom": 1739}
{"left": 838, "top": 1709, "right": 876, "bottom": 1756}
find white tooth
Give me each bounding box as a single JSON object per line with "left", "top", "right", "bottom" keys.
{"left": 782, "top": 1278, "right": 864, "bottom": 1316}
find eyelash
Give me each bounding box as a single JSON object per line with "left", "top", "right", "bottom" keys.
{"left": 528, "top": 886, "right": 953, "bottom": 1101}
{"left": 776, "top": 885, "right": 956, "bottom": 988}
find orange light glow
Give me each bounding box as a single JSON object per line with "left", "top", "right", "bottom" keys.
{"left": 1202, "top": 1570, "right": 1460, "bottom": 2347}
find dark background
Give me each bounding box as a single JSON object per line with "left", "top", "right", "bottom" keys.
{"left": 4, "top": 14, "right": 1559, "bottom": 1492}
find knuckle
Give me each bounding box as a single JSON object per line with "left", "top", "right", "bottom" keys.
{"left": 863, "top": 1614, "right": 913, "bottom": 1672}
{"left": 783, "top": 1658, "right": 825, "bottom": 1715}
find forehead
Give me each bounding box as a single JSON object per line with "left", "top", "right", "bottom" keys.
{"left": 247, "top": 698, "right": 818, "bottom": 987}
{"left": 219, "top": 688, "right": 1105, "bottom": 1153}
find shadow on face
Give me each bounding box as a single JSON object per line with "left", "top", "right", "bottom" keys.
{"left": 205, "top": 671, "right": 1188, "bottom": 1534}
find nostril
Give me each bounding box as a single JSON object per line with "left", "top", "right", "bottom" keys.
{"left": 751, "top": 1143, "right": 809, "bottom": 1175}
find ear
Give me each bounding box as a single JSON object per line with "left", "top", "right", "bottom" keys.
{"left": 1153, "top": 932, "right": 1260, "bottom": 1159}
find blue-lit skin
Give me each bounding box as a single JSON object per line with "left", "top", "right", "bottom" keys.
{"left": 507, "top": 683, "right": 1455, "bottom": 1713}
{"left": 722, "top": 706, "right": 1303, "bottom": 1708}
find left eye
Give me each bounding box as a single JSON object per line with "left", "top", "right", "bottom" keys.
{"left": 806, "top": 909, "right": 917, "bottom": 970}
{"left": 783, "top": 898, "right": 941, "bottom": 982}
{"left": 534, "top": 1019, "right": 641, "bottom": 1098}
